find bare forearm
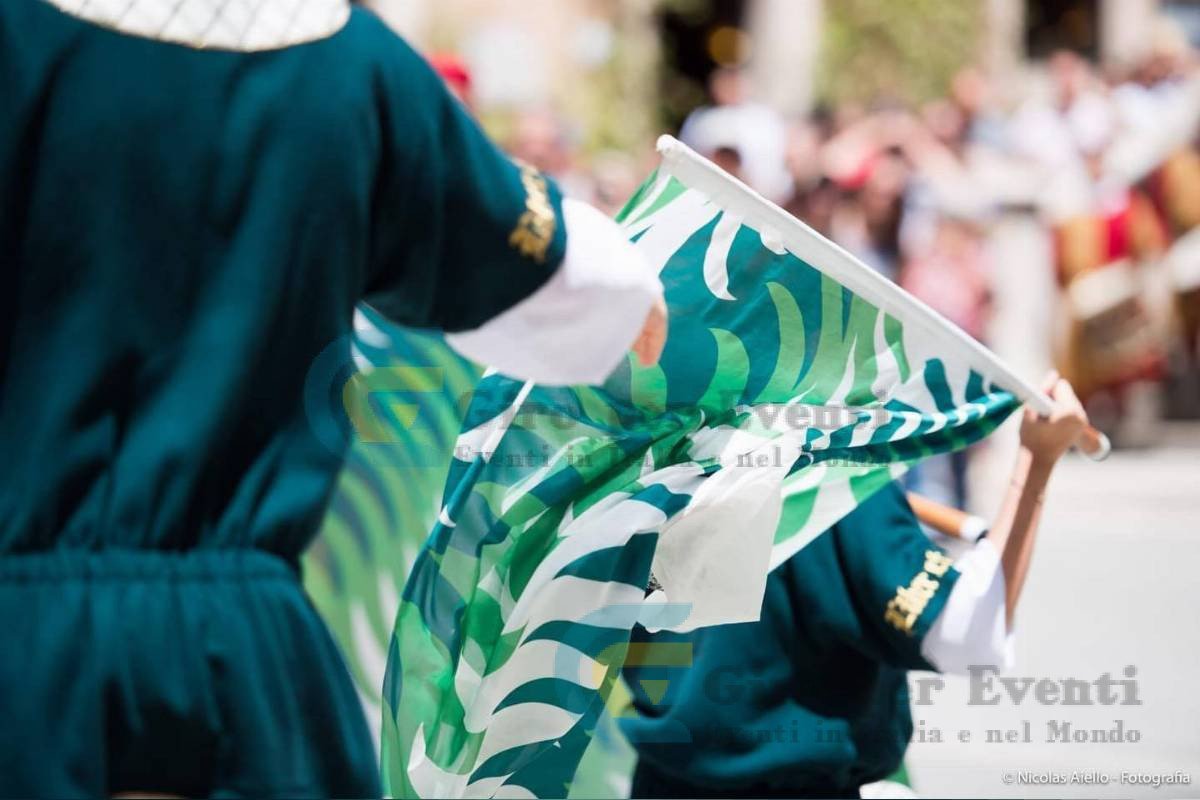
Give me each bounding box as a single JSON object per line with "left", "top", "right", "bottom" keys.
{"left": 987, "top": 446, "right": 1056, "bottom": 629}
{"left": 972, "top": 372, "right": 1087, "bottom": 635}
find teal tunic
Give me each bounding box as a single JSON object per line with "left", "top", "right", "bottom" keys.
{"left": 0, "top": 1, "right": 566, "bottom": 795}
{"left": 621, "top": 483, "right": 960, "bottom": 798}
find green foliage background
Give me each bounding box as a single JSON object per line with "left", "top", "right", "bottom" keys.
{"left": 817, "top": 0, "right": 984, "bottom": 108}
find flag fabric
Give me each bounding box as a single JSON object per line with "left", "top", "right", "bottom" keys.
{"left": 300, "top": 310, "right": 640, "bottom": 793}
{"left": 381, "top": 137, "right": 1040, "bottom": 799}
{"left": 302, "top": 306, "right": 482, "bottom": 736}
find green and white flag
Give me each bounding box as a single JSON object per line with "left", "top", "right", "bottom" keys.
{"left": 302, "top": 307, "right": 482, "bottom": 738}
{"left": 381, "top": 137, "right": 1056, "bottom": 798}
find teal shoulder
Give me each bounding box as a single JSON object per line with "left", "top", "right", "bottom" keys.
{"left": 339, "top": 6, "right": 436, "bottom": 79}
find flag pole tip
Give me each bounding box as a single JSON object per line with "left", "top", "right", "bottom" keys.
{"left": 1084, "top": 430, "right": 1112, "bottom": 462}
{"left": 656, "top": 135, "right": 682, "bottom": 157}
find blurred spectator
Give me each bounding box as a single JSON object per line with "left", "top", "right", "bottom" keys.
{"left": 679, "top": 67, "right": 791, "bottom": 202}
{"left": 709, "top": 145, "right": 744, "bottom": 182}
{"left": 948, "top": 67, "right": 1007, "bottom": 150}
{"left": 900, "top": 215, "right": 992, "bottom": 342}
{"left": 1010, "top": 50, "right": 1115, "bottom": 220}
{"left": 428, "top": 52, "right": 475, "bottom": 113}
{"left": 507, "top": 108, "right": 595, "bottom": 200}
{"left": 591, "top": 150, "right": 641, "bottom": 217}
{"left": 901, "top": 213, "right": 993, "bottom": 507}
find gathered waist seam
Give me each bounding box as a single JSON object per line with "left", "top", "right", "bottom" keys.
{"left": 0, "top": 548, "right": 298, "bottom": 582}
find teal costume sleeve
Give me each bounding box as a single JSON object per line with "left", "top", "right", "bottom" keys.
{"left": 621, "top": 483, "right": 963, "bottom": 793}
{"left": 363, "top": 35, "right": 567, "bottom": 332}
{"left": 811, "top": 482, "right": 960, "bottom": 671}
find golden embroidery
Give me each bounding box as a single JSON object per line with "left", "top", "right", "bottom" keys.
{"left": 884, "top": 601, "right": 918, "bottom": 634}
{"left": 508, "top": 162, "right": 556, "bottom": 263}
{"left": 885, "top": 551, "right": 953, "bottom": 636}
{"left": 923, "top": 549, "right": 952, "bottom": 578}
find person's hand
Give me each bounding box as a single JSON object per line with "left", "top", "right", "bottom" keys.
{"left": 1019, "top": 371, "right": 1089, "bottom": 465}
{"left": 632, "top": 297, "right": 667, "bottom": 367}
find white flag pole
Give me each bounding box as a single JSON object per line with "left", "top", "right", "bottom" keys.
{"left": 654, "top": 136, "right": 1110, "bottom": 461}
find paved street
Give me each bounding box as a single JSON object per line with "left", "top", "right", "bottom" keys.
{"left": 908, "top": 423, "right": 1200, "bottom": 798}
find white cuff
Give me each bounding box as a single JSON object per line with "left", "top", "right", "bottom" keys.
{"left": 920, "top": 539, "right": 1016, "bottom": 674}
{"left": 445, "top": 199, "right": 662, "bottom": 386}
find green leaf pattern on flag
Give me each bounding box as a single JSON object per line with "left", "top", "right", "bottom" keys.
{"left": 303, "top": 308, "right": 482, "bottom": 737}
{"left": 382, "top": 158, "right": 1019, "bottom": 798}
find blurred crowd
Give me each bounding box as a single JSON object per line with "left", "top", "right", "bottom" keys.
{"left": 431, "top": 36, "right": 1200, "bottom": 507}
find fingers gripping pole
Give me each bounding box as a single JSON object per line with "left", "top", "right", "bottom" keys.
{"left": 1076, "top": 425, "right": 1112, "bottom": 461}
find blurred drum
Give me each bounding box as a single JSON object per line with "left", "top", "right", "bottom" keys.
{"left": 1170, "top": 239, "right": 1200, "bottom": 363}
{"left": 1145, "top": 150, "right": 1200, "bottom": 360}
{"left": 1143, "top": 147, "right": 1200, "bottom": 236}
{"left": 1053, "top": 193, "right": 1168, "bottom": 400}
